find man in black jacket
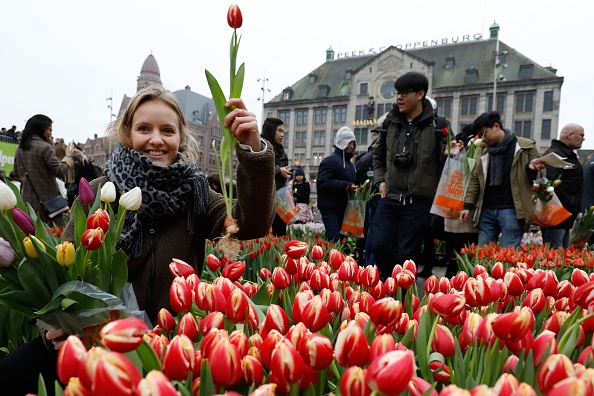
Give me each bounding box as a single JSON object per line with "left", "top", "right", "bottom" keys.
{"left": 541, "top": 123, "right": 585, "bottom": 248}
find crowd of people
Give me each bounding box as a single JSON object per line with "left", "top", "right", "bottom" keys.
{"left": 0, "top": 72, "right": 589, "bottom": 394}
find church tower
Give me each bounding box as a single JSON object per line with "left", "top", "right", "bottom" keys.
{"left": 137, "top": 53, "right": 162, "bottom": 92}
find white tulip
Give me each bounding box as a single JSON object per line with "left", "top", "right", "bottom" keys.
{"left": 473, "top": 138, "right": 483, "bottom": 147}
{"left": 546, "top": 186, "right": 555, "bottom": 193}
{"left": 100, "top": 182, "right": 116, "bottom": 203}
{"left": 0, "top": 183, "right": 17, "bottom": 211}
{"left": 119, "top": 187, "right": 142, "bottom": 210}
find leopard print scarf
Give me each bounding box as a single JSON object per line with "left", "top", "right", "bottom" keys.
{"left": 104, "top": 144, "right": 209, "bottom": 258}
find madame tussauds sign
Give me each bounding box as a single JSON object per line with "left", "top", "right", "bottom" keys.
{"left": 335, "top": 33, "right": 483, "bottom": 59}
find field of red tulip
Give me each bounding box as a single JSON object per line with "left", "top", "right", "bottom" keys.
{"left": 50, "top": 237, "right": 594, "bottom": 396}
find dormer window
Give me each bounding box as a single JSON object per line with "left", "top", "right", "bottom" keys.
{"left": 445, "top": 55, "right": 455, "bottom": 69}
{"left": 464, "top": 68, "right": 479, "bottom": 84}
{"left": 318, "top": 84, "right": 330, "bottom": 97}
{"left": 282, "top": 87, "right": 294, "bottom": 101}
{"left": 519, "top": 64, "right": 534, "bottom": 80}
{"left": 345, "top": 68, "right": 352, "bottom": 80}
{"left": 308, "top": 73, "right": 317, "bottom": 84}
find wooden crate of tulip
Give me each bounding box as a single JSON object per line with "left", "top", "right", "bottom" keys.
{"left": 45, "top": 237, "right": 594, "bottom": 395}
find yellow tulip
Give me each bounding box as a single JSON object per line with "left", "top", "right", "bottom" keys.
{"left": 55, "top": 241, "right": 75, "bottom": 267}
{"left": 23, "top": 235, "right": 45, "bottom": 258}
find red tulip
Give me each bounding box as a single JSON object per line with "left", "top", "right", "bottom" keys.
{"left": 310, "top": 245, "right": 324, "bottom": 261}
{"left": 200, "top": 282, "right": 227, "bottom": 312}
{"left": 527, "top": 270, "right": 558, "bottom": 297}
{"left": 464, "top": 276, "right": 492, "bottom": 307}
{"left": 369, "top": 333, "right": 397, "bottom": 362}
{"left": 260, "top": 304, "right": 290, "bottom": 338}
{"left": 200, "top": 311, "right": 225, "bottom": 335}
{"left": 578, "top": 346, "right": 594, "bottom": 366}
{"left": 242, "top": 355, "right": 265, "bottom": 387}
{"left": 572, "top": 268, "right": 590, "bottom": 287}
{"left": 537, "top": 354, "right": 576, "bottom": 394}
{"left": 177, "top": 312, "right": 200, "bottom": 342}
{"left": 300, "top": 295, "right": 330, "bottom": 332}
{"left": 297, "top": 333, "right": 334, "bottom": 370}
{"left": 222, "top": 260, "right": 246, "bottom": 282}
{"left": 137, "top": 370, "right": 178, "bottom": 396}
{"left": 335, "top": 320, "right": 370, "bottom": 367}
{"left": 57, "top": 336, "right": 88, "bottom": 384}
{"left": 438, "top": 276, "right": 452, "bottom": 294}
{"left": 94, "top": 351, "right": 142, "bottom": 395}
{"left": 408, "top": 376, "right": 438, "bottom": 396}
{"left": 492, "top": 373, "right": 520, "bottom": 394}
{"left": 11, "top": 207, "right": 35, "bottom": 235}
{"left": 432, "top": 324, "right": 456, "bottom": 358}
{"left": 225, "top": 287, "right": 250, "bottom": 323}
{"left": 78, "top": 346, "right": 108, "bottom": 390}
{"left": 63, "top": 377, "right": 91, "bottom": 396}
{"left": 81, "top": 227, "right": 104, "bottom": 250}
{"left": 366, "top": 350, "right": 416, "bottom": 395}
{"left": 229, "top": 329, "right": 249, "bottom": 358}
{"left": 429, "top": 360, "right": 451, "bottom": 383}
{"left": 100, "top": 317, "right": 149, "bottom": 353}
{"left": 78, "top": 177, "right": 95, "bottom": 205}
{"left": 169, "top": 276, "right": 193, "bottom": 313}
{"left": 207, "top": 253, "right": 223, "bottom": 271}
{"left": 210, "top": 338, "right": 243, "bottom": 389}
{"left": 168, "top": 257, "right": 195, "bottom": 278}
{"left": 340, "top": 366, "right": 372, "bottom": 396}
{"left": 573, "top": 281, "right": 594, "bottom": 312}
{"left": 86, "top": 208, "right": 110, "bottom": 234}
{"left": 328, "top": 248, "right": 346, "bottom": 270}
{"left": 532, "top": 329, "right": 558, "bottom": 367}
{"left": 162, "top": 335, "right": 195, "bottom": 381}
{"left": 147, "top": 333, "right": 169, "bottom": 360}
{"left": 368, "top": 297, "right": 403, "bottom": 328}
{"left": 491, "top": 307, "right": 534, "bottom": 342}
{"left": 360, "top": 265, "right": 380, "bottom": 288}
{"left": 424, "top": 275, "right": 439, "bottom": 294}
{"left": 504, "top": 271, "right": 525, "bottom": 296}
{"left": 272, "top": 266, "right": 291, "bottom": 290}
{"left": 338, "top": 258, "right": 358, "bottom": 281}
{"left": 283, "top": 240, "right": 308, "bottom": 260}
{"left": 451, "top": 271, "right": 469, "bottom": 290}
{"left": 227, "top": 4, "right": 242, "bottom": 29}
{"left": 429, "top": 293, "right": 466, "bottom": 318}
{"left": 271, "top": 338, "right": 305, "bottom": 384}
{"left": 522, "top": 288, "right": 546, "bottom": 313}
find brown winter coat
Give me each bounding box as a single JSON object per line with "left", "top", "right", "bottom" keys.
{"left": 62, "top": 143, "right": 275, "bottom": 323}
{"left": 13, "top": 136, "right": 70, "bottom": 226}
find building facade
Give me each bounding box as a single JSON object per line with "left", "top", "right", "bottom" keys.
{"left": 84, "top": 54, "right": 224, "bottom": 175}
{"left": 262, "top": 24, "right": 564, "bottom": 187}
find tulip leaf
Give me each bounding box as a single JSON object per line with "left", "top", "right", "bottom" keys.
{"left": 200, "top": 359, "right": 217, "bottom": 396}
{"left": 34, "top": 297, "right": 64, "bottom": 316}
{"left": 0, "top": 212, "right": 21, "bottom": 254}
{"left": 135, "top": 339, "right": 162, "bottom": 373}
{"left": 0, "top": 263, "right": 23, "bottom": 290}
{"left": 231, "top": 63, "right": 245, "bottom": 99}
{"left": 204, "top": 69, "right": 229, "bottom": 127}
{"left": 18, "top": 259, "right": 52, "bottom": 307}
{"left": 250, "top": 280, "right": 271, "bottom": 306}
{"left": 0, "top": 295, "right": 37, "bottom": 317}
{"left": 109, "top": 250, "right": 128, "bottom": 297}
{"left": 36, "top": 374, "right": 48, "bottom": 396}
{"left": 73, "top": 200, "right": 88, "bottom": 249}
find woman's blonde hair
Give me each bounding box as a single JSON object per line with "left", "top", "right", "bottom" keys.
{"left": 108, "top": 85, "right": 200, "bottom": 163}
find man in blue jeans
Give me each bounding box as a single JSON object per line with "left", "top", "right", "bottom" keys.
{"left": 370, "top": 72, "right": 462, "bottom": 280}
{"left": 460, "top": 112, "right": 543, "bottom": 247}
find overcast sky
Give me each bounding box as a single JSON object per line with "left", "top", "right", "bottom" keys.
{"left": 1, "top": 0, "right": 592, "bottom": 149}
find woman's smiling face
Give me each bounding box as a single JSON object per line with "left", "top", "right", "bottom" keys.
{"left": 130, "top": 99, "right": 181, "bottom": 166}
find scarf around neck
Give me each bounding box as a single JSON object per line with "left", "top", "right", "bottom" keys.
{"left": 104, "top": 144, "right": 209, "bottom": 258}
{"left": 486, "top": 129, "right": 517, "bottom": 186}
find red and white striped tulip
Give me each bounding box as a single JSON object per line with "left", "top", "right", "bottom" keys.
{"left": 429, "top": 293, "right": 466, "bottom": 318}
{"left": 408, "top": 376, "right": 438, "bottom": 396}
{"left": 297, "top": 333, "right": 334, "bottom": 370}
{"left": 225, "top": 287, "right": 250, "bottom": 323}
{"left": 369, "top": 333, "right": 397, "bottom": 362}
{"left": 157, "top": 308, "right": 176, "bottom": 333}
{"left": 162, "top": 335, "right": 195, "bottom": 381}
{"left": 242, "top": 354, "right": 265, "bottom": 387}
{"left": 177, "top": 312, "right": 200, "bottom": 342}
{"left": 260, "top": 304, "right": 290, "bottom": 338}
{"left": 537, "top": 354, "right": 576, "bottom": 394}
{"left": 207, "top": 253, "right": 223, "bottom": 271}
{"left": 94, "top": 351, "right": 142, "bottom": 395}
{"left": 522, "top": 288, "right": 546, "bottom": 313}
{"left": 57, "top": 335, "right": 88, "bottom": 384}
{"left": 300, "top": 295, "right": 331, "bottom": 332}
{"left": 63, "top": 377, "right": 90, "bottom": 396}
{"left": 340, "top": 366, "right": 372, "bottom": 396}
{"left": 100, "top": 317, "right": 149, "bottom": 353}
{"left": 283, "top": 240, "right": 308, "bottom": 260}
{"left": 210, "top": 338, "right": 243, "bottom": 389}
{"left": 86, "top": 208, "right": 110, "bottom": 234}
{"left": 311, "top": 245, "right": 324, "bottom": 261}
{"left": 271, "top": 338, "right": 305, "bottom": 385}
{"left": 136, "top": 370, "right": 178, "bottom": 396}
{"left": 272, "top": 266, "right": 291, "bottom": 290}
{"left": 532, "top": 329, "right": 558, "bottom": 367}
{"left": 260, "top": 329, "right": 285, "bottom": 368}
{"left": 491, "top": 307, "right": 534, "bottom": 342}
{"left": 432, "top": 324, "right": 456, "bottom": 358}
{"left": 169, "top": 276, "right": 193, "bottom": 313}
{"left": 335, "top": 320, "right": 370, "bottom": 367}
{"left": 81, "top": 227, "right": 104, "bottom": 251}
{"left": 368, "top": 297, "right": 403, "bottom": 328}
{"left": 366, "top": 349, "right": 416, "bottom": 395}
{"left": 222, "top": 260, "right": 246, "bottom": 282}
{"left": 168, "top": 258, "right": 195, "bottom": 278}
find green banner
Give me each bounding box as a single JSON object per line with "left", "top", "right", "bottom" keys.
{"left": 0, "top": 141, "right": 18, "bottom": 174}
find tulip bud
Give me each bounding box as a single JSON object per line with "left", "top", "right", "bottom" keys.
{"left": 55, "top": 241, "right": 75, "bottom": 267}
{"left": 100, "top": 317, "right": 149, "bottom": 353}
{"left": 100, "top": 181, "right": 116, "bottom": 203}
{"left": 310, "top": 245, "right": 324, "bottom": 261}
{"left": 283, "top": 240, "right": 308, "bottom": 260}
{"left": 341, "top": 366, "right": 372, "bottom": 396}
{"left": 162, "top": 335, "right": 195, "bottom": 381}
{"left": 24, "top": 235, "right": 45, "bottom": 258}
{"left": 119, "top": 187, "right": 142, "bottom": 210}
{"left": 169, "top": 276, "right": 193, "bottom": 313}
{"left": 366, "top": 350, "right": 416, "bottom": 395}
{"left": 57, "top": 335, "right": 88, "bottom": 385}
{"left": 207, "top": 253, "right": 223, "bottom": 271}
{"left": 94, "top": 351, "right": 142, "bottom": 394}
{"left": 137, "top": 370, "right": 178, "bottom": 395}
{"left": 81, "top": 227, "right": 104, "bottom": 251}
{"left": 168, "top": 258, "right": 195, "bottom": 278}
{"left": 222, "top": 260, "right": 246, "bottom": 282}
{"left": 0, "top": 182, "right": 17, "bottom": 210}
{"left": 11, "top": 207, "right": 35, "bottom": 235}
{"left": 0, "top": 239, "right": 17, "bottom": 267}
{"left": 86, "top": 208, "right": 110, "bottom": 233}
{"left": 78, "top": 177, "right": 96, "bottom": 205}
{"left": 227, "top": 4, "right": 243, "bottom": 29}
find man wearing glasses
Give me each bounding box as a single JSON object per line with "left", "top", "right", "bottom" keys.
{"left": 371, "top": 71, "right": 462, "bottom": 280}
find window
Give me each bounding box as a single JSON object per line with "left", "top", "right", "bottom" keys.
{"left": 283, "top": 131, "right": 289, "bottom": 149}
{"left": 360, "top": 83, "right": 368, "bottom": 95}
{"left": 318, "top": 85, "right": 330, "bottom": 97}
{"left": 278, "top": 110, "right": 290, "bottom": 125}
{"left": 445, "top": 55, "right": 455, "bottom": 69}
{"left": 312, "top": 152, "right": 324, "bottom": 166}
{"left": 332, "top": 129, "right": 338, "bottom": 144}
{"left": 296, "top": 109, "right": 308, "bottom": 126}
{"left": 355, "top": 105, "right": 363, "bottom": 120}
{"left": 464, "top": 69, "right": 479, "bottom": 84}
{"left": 313, "top": 130, "right": 325, "bottom": 146}
{"left": 515, "top": 92, "right": 534, "bottom": 112}
{"left": 197, "top": 136, "right": 203, "bottom": 149}
{"left": 543, "top": 91, "right": 554, "bottom": 112}
{"left": 294, "top": 152, "right": 305, "bottom": 166}
{"left": 295, "top": 131, "right": 306, "bottom": 148}
{"left": 519, "top": 64, "right": 534, "bottom": 80}
{"left": 487, "top": 94, "right": 506, "bottom": 113}
{"left": 354, "top": 128, "right": 368, "bottom": 145}
{"left": 380, "top": 80, "right": 396, "bottom": 100}
{"left": 541, "top": 119, "right": 552, "bottom": 139}
{"left": 436, "top": 98, "right": 452, "bottom": 118}
{"left": 314, "top": 108, "right": 327, "bottom": 124}
{"left": 266, "top": 112, "right": 273, "bottom": 119}
{"left": 333, "top": 106, "right": 346, "bottom": 123}
{"left": 514, "top": 120, "right": 532, "bottom": 138}
{"left": 461, "top": 96, "right": 478, "bottom": 116}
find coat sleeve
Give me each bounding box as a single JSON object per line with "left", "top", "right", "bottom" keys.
{"left": 373, "top": 131, "right": 387, "bottom": 185}
{"left": 41, "top": 144, "right": 70, "bottom": 180}
{"left": 206, "top": 142, "right": 275, "bottom": 241}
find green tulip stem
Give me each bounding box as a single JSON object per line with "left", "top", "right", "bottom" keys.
{"left": 82, "top": 250, "right": 90, "bottom": 280}
{"left": 114, "top": 208, "right": 128, "bottom": 245}
{"left": 289, "top": 382, "right": 299, "bottom": 396}
{"left": 426, "top": 314, "right": 441, "bottom": 359}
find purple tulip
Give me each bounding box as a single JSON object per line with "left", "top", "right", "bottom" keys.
{"left": 11, "top": 207, "right": 35, "bottom": 235}
{"left": 78, "top": 177, "right": 95, "bottom": 205}
{"left": 0, "top": 239, "right": 17, "bottom": 267}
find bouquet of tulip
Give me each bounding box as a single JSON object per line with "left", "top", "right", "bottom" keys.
{"left": 531, "top": 175, "right": 561, "bottom": 203}
{"left": 340, "top": 180, "right": 378, "bottom": 239}
{"left": 205, "top": 4, "right": 245, "bottom": 261}
{"left": 571, "top": 205, "right": 594, "bottom": 248}
{"left": 0, "top": 177, "right": 145, "bottom": 346}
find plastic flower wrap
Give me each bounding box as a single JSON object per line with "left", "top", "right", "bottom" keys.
{"left": 205, "top": 4, "right": 245, "bottom": 260}
{"left": 0, "top": 178, "right": 146, "bottom": 346}
{"left": 531, "top": 175, "right": 561, "bottom": 203}
{"left": 341, "top": 179, "right": 378, "bottom": 238}
{"left": 571, "top": 205, "right": 594, "bottom": 248}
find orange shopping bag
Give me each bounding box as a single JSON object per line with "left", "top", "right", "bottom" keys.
{"left": 431, "top": 155, "right": 466, "bottom": 219}
{"left": 275, "top": 185, "right": 299, "bottom": 225}
{"left": 533, "top": 193, "right": 571, "bottom": 227}
{"left": 340, "top": 199, "right": 366, "bottom": 238}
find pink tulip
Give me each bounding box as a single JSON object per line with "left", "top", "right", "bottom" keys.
{"left": 78, "top": 177, "right": 95, "bottom": 205}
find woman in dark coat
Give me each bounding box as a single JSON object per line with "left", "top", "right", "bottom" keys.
{"left": 261, "top": 117, "right": 292, "bottom": 236}
{"left": 12, "top": 115, "right": 74, "bottom": 226}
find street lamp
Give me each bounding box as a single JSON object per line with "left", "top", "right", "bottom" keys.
{"left": 491, "top": 22, "right": 508, "bottom": 109}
